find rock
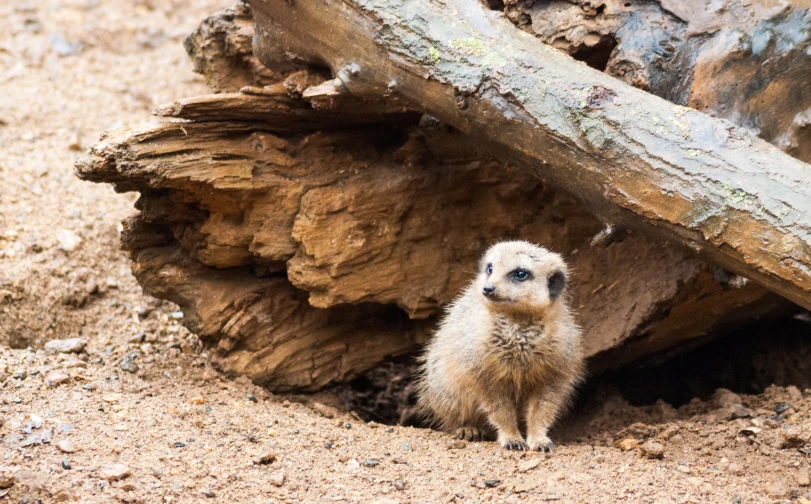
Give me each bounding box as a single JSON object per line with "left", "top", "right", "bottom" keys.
{"left": 0, "top": 467, "right": 14, "bottom": 488}
{"left": 191, "top": 397, "right": 205, "bottom": 405}
{"left": 56, "top": 229, "right": 82, "bottom": 252}
{"left": 483, "top": 479, "right": 501, "bottom": 488}
{"left": 728, "top": 462, "right": 744, "bottom": 475}
{"left": 726, "top": 404, "right": 753, "bottom": 420}
{"left": 766, "top": 481, "right": 788, "bottom": 497}
{"left": 780, "top": 427, "right": 809, "bottom": 449}
{"left": 324, "top": 442, "right": 333, "bottom": 449}
{"left": 393, "top": 479, "right": 405, "bottom": 491}
{"left": 99, "top": 464, "right": 131, "bottom": 481}
{"left": 775, "top": 402, "right": 790, "bottom": 415}
{"left": 62, "top": 458, "right": 71, "bottom": 470}
{"left": 120, "top": 360, "right": 138, "bottom": 373}
{"left": 712, "top": 388, "right": 742, "bottom": 409}
{"left": 310, "top": 402, "right": 338, "bottom": 419}
{"left": 45, "top": 370, "right": 70, "bottom": 387}
{"left": 202, "top": 488, "right": 216, "bottom": 497}
{"left": 247, "top": 392, "right": 258, "bottom": 403}
{"left": 21, "top": 429, "right": 53, "bottom": 447}
{"left": 253, "top": 450, "right": 277, "bottom": 465}
{"left": 362, "top": 459, "right": 380, "bottom": 467}
{"left": 518, "top": 458, "right": 544, "bottom": 473}
{"left": 447, "top": 439, "right": 466, "bottom": 450}
{"left": 639, "top": 441, "right": 665, "bottom": 459}
{"left": 269, "top": 470, "right": 285, "bottom": 487}
{"left": 44, "top": 338, "right": 86, "bottom": 355}
{"left": 57, "top": 439, "right": 76, "bottom": 453}
{"left": 617, "top": 438, "right": 639, "bottom": 451}
{"left": 797, "top": 466, "right": 810, "bottom": 487}
{"left": 787, "top": 386, "right": 803, "bottom": 403}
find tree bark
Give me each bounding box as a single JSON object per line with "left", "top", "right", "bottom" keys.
{"left": 503, "top": 0, "right": 811, "bottom": 165}
{"left": 247, "top": 0, "right": 811, "bottom": 311}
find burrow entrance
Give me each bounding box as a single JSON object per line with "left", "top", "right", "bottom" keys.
{"left": 328, "top": 315, "right": 811, "bottom": 428}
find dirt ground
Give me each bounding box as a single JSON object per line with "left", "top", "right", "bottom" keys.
{"left": 1, "top": 1, "right": 810, "bottom": 503}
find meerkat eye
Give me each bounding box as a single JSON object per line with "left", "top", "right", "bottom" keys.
{"left": 548, "top": 270, "right": 566, "bottom": 301}
{"left": 486, "top": 263, "right": 493, "bottom": 275}
{"left": 510, "top": 269, "right": 531, "bottom": 282}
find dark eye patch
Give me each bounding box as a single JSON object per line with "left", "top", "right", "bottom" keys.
{"left": 510, "top": 268, "right": 531, "bottom": 282}
{"left": 548, "top": 270, "right": 566, "bottom": 301}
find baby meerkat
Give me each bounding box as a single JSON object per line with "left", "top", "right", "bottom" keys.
{"left": 417, "top": 241, "right": 584, "bottom": 451}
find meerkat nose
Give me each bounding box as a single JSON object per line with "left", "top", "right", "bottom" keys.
{"left": 482, "top": 285, "right": 496, "bottom": 296}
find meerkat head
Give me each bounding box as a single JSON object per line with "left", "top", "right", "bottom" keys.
{"left": 477, "top": 241, "right": 567, "bottom": 317}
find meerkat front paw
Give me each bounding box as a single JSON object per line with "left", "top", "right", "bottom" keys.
{"left": 455, "top": 426, "right": 483, "bottom": 441}
{"left": 527, "top": 435, "right": 554, "bottom": 453}
{"left": 502, "top": 439, "right": 529, "bottom": 450}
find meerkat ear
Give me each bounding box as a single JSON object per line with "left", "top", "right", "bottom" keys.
{"left": 547, "top": 270, "right": 566, "bottom": 301}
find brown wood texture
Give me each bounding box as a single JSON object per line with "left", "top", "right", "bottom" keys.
{"left": 248, "top": 0, "right": 811, "bottom": 311}
{"left": 75, "top": 82, "right": 782, "bottom": 388}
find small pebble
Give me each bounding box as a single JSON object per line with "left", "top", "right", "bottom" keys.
{"left": 797, "top": 466, "right": 809, "bottom": 487}
{"left": 247, "top": 393, "right": 258, "bottom": 403}
{"left": 393, "top": 479, "right": 405, "bottom": 491}
{"left": 640, "top": 440, "right": 665, "bottom": 459}
{"left": 120, "top": 360, "right": 138, "bottom": 374}
{"left": 363, "top": 459, "right": 380, "bottom": 467}
{"left": 728, "top": 462, "right": 744, "bottom": 475}
{"left": 402, "top": 442, "right": 411, "bottom": 451}
{"left": 269, "top": 469, "right": 285, "bottom": 487}
{"left": 0, "top": 466, "right": 14, "bottom": 488}
{"left": 100, "top": 464, "right": 131, "bottom": 481}
{"left": 518, "top": 458, "right": 543, "bottom": 473}
{"left": 775, "top": 402, "right": 790, "bottom": 415}
{"left": 174, "top": 442, "right": 185, "bottom": 448}
{"left": 617, "top": 438, "right": 639, "bottom": 451}
{"left": 202, "top": 488, "right": 216, "bottom": 498}
{"left": 254, "top": 450, "right": 277, "bottom": 465}
{"left": 44, "top": 338, "right": 86, "bottom": 355}
{"left": 483, "top": 479, "right": 500, "bottom": 488}
{"left": 191, "top": 397, "right": 205, "bottom": 405}
{"left": 766, "top": 480, "right": 788, "bottom": 497}
{"left": 344, "top": 423, "right": 352, "bottom": 429}
{"left": 62, "top": 458, "right": 71, "bottom": 470}
{"left": 45, "top": 371, "right": 70, "bottom": 387}
{"left": 324, "top": 442, "right": 333, "bottom": 449}
{"left": 57, "top": 439, "right": 76, "bottom": 453}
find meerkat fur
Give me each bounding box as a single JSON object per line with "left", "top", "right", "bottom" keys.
{"left": 417, "top": 240, "right": 585, "bottom": 451}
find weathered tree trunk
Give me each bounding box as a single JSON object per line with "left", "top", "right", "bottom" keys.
{"left": 248, "top": 0, "right": 811, "bottom": 312}
{"left": 504, "top": 0, "right": 811, "bottom": 165}
{"left": 75, "top": 3, "right": 807, "bottom": 391}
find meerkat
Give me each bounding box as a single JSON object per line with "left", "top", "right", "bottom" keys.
{"left": 416, "top": 240, "right": 584, "bottom": 451}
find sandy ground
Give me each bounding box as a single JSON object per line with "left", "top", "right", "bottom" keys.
{"left": 1, "top": 1, "right": 810, "bottom": 503}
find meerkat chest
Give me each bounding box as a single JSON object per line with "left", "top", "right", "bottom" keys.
{"left": 486, "top": 317, "right": 548, "bottom": 362}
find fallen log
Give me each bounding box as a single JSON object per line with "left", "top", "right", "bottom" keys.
{"left": 503, "top": 0, "right": 811, "bottom": 164}
{"left": 75, "top": 84, "right": 782, "bottom": 388}
{"left": 248, "top": 0, "right": 811, "bottom": 311}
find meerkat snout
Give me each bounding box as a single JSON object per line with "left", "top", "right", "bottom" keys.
{"left": 418, "top": 240, "right": 585, "bottom": 452}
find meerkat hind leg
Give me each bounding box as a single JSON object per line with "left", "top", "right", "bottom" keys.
{"left": 525, "top": 384, "right": 570, "bottom": 452}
